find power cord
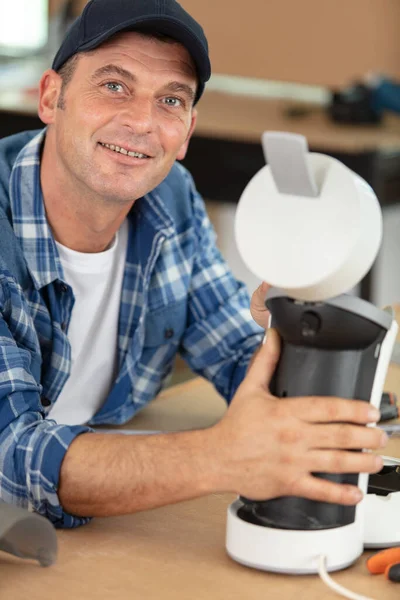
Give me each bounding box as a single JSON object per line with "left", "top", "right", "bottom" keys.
{"left": 318, "top": 555, "right": 375, "bottom": 600}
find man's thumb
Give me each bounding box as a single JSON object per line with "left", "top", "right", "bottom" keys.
{"left": 246, "top": 328, "right": 281, "bottom": 390}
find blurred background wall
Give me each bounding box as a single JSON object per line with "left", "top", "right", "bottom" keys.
{"left": 56, "top": 0, "right": 400, "bottom": 85}
{"left": 181, "top": 0, "right": 400, "bottom": 86}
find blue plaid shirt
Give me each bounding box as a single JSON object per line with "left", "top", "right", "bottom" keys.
{"left": 0, "top": 130, "right": 263, "bottom": 528}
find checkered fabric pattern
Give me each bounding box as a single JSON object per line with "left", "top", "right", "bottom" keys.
{"left": 0, "top": 130, "right": 263, "bottom": 527}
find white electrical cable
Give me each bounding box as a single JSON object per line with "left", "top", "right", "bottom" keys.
{"left": 318, "top": 556, "right": 375, "bottom": 600}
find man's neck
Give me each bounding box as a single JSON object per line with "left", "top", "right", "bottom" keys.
{"left": 44, "top": 191, "right": 130, "bottom": 253}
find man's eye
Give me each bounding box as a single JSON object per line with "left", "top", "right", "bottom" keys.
{"left": 104, "top": 82, "right": 124, "bottom": 93}
{"left": 162, "top": 97, "right": 182, "bottom": 107}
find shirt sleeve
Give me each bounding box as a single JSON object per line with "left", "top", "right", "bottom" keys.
{"left": 0, "top": 276, "right": 92, "bottom": 528}
{"left": 178, "top": 170, "right": 264, "bottom": 402}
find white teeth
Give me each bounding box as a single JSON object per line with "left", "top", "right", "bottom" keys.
{"left": 100, "top": 142, "right": 148, "bottom": 158}
{"left": 128, "top": 151, "right": 147, "bottom": 158}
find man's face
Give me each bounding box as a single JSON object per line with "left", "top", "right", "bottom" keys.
{"left": 40, "top": 32, "right": 198, "bottom": 205}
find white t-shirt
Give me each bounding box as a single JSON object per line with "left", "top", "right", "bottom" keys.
{"left": 47, "top": 220, "right": 129, "bottom": 426}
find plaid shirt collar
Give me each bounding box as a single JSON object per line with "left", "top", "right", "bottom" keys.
{"left": 9, "top": 130, "right": 175, "bottom": 290}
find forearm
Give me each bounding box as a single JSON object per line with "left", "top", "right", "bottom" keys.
{"left": 58, "top": 429, "right": 223, "bottom": 517}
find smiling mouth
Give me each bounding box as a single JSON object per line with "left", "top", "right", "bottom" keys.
{"left": 99, "top": 142, "right": 150, "bottom": 159}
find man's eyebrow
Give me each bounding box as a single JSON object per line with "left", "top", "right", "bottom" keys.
{"left": 91, "top": 65, "right": 196, "bottom": 102}
{"left": 91, "top": 64, "right": 137, "bottom": 83}
{"left": 163, "top": 81, "right": 196, "bottom": 103}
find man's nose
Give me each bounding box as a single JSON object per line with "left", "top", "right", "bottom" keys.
{"left": 119, "top": 97, "right": 154, "bottom": 135}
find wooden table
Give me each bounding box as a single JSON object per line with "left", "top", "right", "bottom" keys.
{"left": 2, "top": 344, "right": 400, "bottom": 599}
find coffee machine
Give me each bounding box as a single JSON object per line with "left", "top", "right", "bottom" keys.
{"left": 226, "top": 132, "right": 399, "bottom": 575}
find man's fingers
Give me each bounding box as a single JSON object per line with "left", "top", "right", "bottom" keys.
{"left": 250, "top": 281, "right": 271, "bottom": 329}
{"left": 292, "top": 476, "right": 363, "bottom": 505}
{"left": 310, "top": 423, "right": 387, "bottom": 450}
{"left": 246, "top": 328, "right": 281, "bottom": 389}
{"left": 251, "top": 281, "right": 271, "bottom": 310}
{"left": 259, "top": 281, "right": 271, "bottom": 300}
{"left": 306, "top": 450, "right": 383, "bottom": 474}
{"left": 293, "top": 397, "right": 380, "bottom": 424}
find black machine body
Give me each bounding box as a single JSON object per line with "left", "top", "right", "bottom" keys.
{"left": 238, "top": 290, "right": 393, "bottom": 531}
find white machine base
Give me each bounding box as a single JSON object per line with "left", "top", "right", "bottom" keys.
{"left": 226, "top": 499, "right": 363, "bottom": 574}
{"left": 363, "top": 491, "right": 400, "bottom": 548}
{"left": 226, "top": 318, "right": 399, "bottom": 574}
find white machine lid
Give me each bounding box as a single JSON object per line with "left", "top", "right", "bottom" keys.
{"left": 235, "top": 132, "right": 382, "bottom": 301}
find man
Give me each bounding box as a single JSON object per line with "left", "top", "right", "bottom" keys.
{"left": 0, "top": 0, "right": 385, "bottom": 528}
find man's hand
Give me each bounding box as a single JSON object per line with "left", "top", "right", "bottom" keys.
{"left": 210, "top": 328, "right": 386, "bottom": 506}
{"left": 250, "top": 281, "right": 271, "bottom": 329}
{"left": 59, "top": 326, "right": 386, "bottom": 518}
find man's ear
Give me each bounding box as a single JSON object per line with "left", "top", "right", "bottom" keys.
{"left": 38, "top": 70, "right": 63, "bottom": 125}
{"left": 176, "top": 108, "right": 198, "bottom": 161}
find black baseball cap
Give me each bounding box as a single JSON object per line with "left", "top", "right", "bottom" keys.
{"left": 52, "top": 0, "right": 211, "bottom": 103}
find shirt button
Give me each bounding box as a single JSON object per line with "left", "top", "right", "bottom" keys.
{"left": 41, "top": 397, "right": 51, "bottom": 408}
{"left": 61, "top": 322, "right": 68, "bottom": 332}
{"left": 59, "top": 283, "right": 68, "bottom": 293}
{"left": 164, "top": 328, "right": 174, "bottom": 340}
